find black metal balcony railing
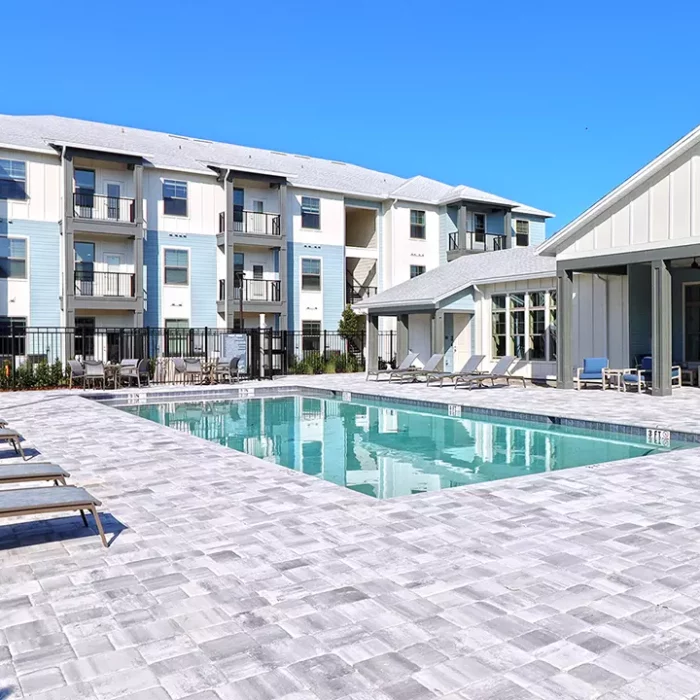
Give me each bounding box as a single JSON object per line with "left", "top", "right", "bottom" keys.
{"left": 73, "top": 192, "right": 136, "bottom": 223}
{"left": 347, "top": 284, "right": 377, "bottom": 304}
{"left": 221, "top": 279, "right": 281, "bottom": 303}
{"left": 448, "top": 231, "right": 508, "bottom": 252}
{"left": 218, "top": 211, "right": 281, "bottom": 236}
{"left": 74, "top": 270, "right": 136, "bottom": 298}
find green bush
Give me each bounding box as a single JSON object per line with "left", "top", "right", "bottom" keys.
{"left": 51, "top": 360, "right": 66, "bottom": 387}
{"left": 34, "top": 360, "right": 52, "bottom": 388}
{"left": 324, "top": 359, "right": 337, "bottom": 374}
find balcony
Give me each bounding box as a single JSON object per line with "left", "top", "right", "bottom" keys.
{"left": 347, "top": 284, "right": 377, "bottom": 305}
{"left": 218, "top": 279, "right": 282, "bottom": 314}
{"left": 73, "top": 270, "right": 139, "bottom": 312}
{"left": 218, "top": 210, "right": 281, "bottom": 239}
{"left": 73, "top": 193, "right": 136, "bottom": 223}
{"left": 448, "top": 230, "right": 507, "bottom": 255}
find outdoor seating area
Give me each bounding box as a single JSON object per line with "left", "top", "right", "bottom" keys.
{"left": 575, "top": 355, "right": 686, "bottom": 392}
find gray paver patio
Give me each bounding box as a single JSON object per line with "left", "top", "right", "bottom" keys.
{"left": 1, "top": 375, "right": 700, "bottom": 699}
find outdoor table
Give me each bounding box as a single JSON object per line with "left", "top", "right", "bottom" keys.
{"left": 601, "top": 368, "right": 625, "bottom": 391}
{"left": 104, "top": 364, "right": 121, "bottom": 389}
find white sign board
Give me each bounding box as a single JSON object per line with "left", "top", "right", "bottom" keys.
{"left": 448, "top": 404, "right": 462, "bottom": 418}
{"left": 646, "top": 428, "right": 671, "bottom": 448}
{"left": 223, "top": 334, "right": 248, "bottom": 375}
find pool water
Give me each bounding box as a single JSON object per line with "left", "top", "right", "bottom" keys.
{"left": 120, "top": 395, "right": 686, "bottom": 499}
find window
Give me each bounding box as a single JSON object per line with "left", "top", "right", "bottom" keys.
{"left": 410, "top": 265, "right": 425, "bottom": 278}
{"left": 164, "top": 249, "right": 189, "bottom": 285}
{"left": 473, "top": 213, "right": 486, "bottom": 243}
{"left": 74, "top": 169, "right": 95, "bottom": 213}
{"left": 0, "top": 160, "right": 27, "bottom": 200}
{"left": 491, "top": 290, "right": 556, "bottom": 361}
{"left": 528, "top": 292, "right": 546, "bottom": 360}
{"left": 164, "top": 319, "right": 189, "bottom": 356}
{"left": 253, "top": 200, "right": 264, "bottom": 213}
{"left": 234, "top": 252, "right": 244, "bottom": 288}
{"left": 301, "top": 197, "right": 320, "bottom": 229}
{"left": 302, "top": 321, "right": 321, "bottom": 353}
{"left": 410, "top": 210, "right": 426, "bottom": 239}
{"left": 492, "top": 295, "right": 507, "bottom": 358}
{"left": 0, "top": 238, "right": 27, "bottom": 279}
{"left": 233, "top": 187, "right": 244, "bottom": 229}
{"left": 253, "top": 265, "right": 263, "bottom": 280}
{"left": 74, "top": 242, "right": 95, "bottom": 294}
{"left": 163, "top": 180, "right": 188, "bottom": 216}
{"left": 515, "top": 220, "right": 530, "bottom": 246}
{"left": 301, "top": 258, "right": 321, "bottom": 291}
{"left": 74, "top": 317, "right": 95, "bottom": 358}
{"left": 0, "top": 316, "right": 26, "bottom": 356}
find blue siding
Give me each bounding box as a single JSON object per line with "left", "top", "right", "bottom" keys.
{"left": 144, "top": 230, "right": 217, "bottom": 327}
{"left": 0, "top": 220, "right": 60, "bottom": 326}
{"left": 512, "top": 214, "right": 547, "bottom": 246}
{"left": 287, "top": 242, "right": 345, "bottom": 331}
{"left": 441, "top": 288, "right": 475, "bottom": 312}
{"left": 439, "top": 206, "right": 458, "bottom": 264}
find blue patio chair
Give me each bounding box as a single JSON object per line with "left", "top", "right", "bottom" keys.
{"left": 620, "top": 356, "right": 682, "bottom": 392}
{"left": 574, "top": 357, "right": 608, "bottom": 390}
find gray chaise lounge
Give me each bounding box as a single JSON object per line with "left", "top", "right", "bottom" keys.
{"left": 0, "top": 427, "right": 27, "bottom": 459}
{"left": 425, "top": 355, "right": 486, "bottom": 387}
{"left": 0, "top": 486, "right": 107, "bottom": 547}
{"left": 366, "top": 352, "right": 419, "bottom": 381}
{"left": 0, "top": 462, "right": 69, "bottom": 486}
{"left": 390, "top": 353, "right": 444, "bottom": 383}
{"left": 454, "top": 356, "right": 526, "bottom": 389}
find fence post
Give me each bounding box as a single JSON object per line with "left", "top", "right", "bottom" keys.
{"left": 146, "top": 327, "right": 151, "bottom": 359}
{"left": 267, "top": 327, "right": 273, "bottom": 376}
{"left": 10, "top": 324, "right": 16, "bottom": 388}
{"left": 323, "top": 331, "right": 327, "bottom": 363}
{"left": 389, "top": 331, "right": 394, "bottom": 367}
{"left": 204, "top": 327, "right": 209, "bottom": 361}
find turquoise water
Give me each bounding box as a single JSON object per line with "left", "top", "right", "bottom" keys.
{"left": 120, "top": 395, "right": 686, "bottom": 499}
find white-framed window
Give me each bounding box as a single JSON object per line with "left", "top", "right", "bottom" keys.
{"left": 163, "top": 180, "right": 188, "bottom": 217}
{"left": 0, "top": 238, "right": 27, "bottom": 279}
{"left": 410, "top": 265, "right": 425, "bottom": 278}
{"left": 301, "top": 258, "right": 321, "bottom": 291}
{"left": 491, "top": 290, "right": 556, "bottom": 361}
{"left": 515, "top": 219, "right": 530, "bottom": 246}
{"left": 301, "top": 197, "right": 320, "bottom": 229}
{"left": 164, "top": 248, "right": 189, "bottom": 285}
{"left": 302, "top": 320, "right": 321, "bottom": 352}
{"left": 0, "top": 160, "right": 27, "bottom": 200}
{"left": 473, "top": 213, "right": 487, "bottom": 243}
{"left": 410, "top": 210, "right": 426, "bottom": 239}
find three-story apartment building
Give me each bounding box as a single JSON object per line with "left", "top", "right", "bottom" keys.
{"left": 0, "top": 115, "right": 553, "bottom": 352}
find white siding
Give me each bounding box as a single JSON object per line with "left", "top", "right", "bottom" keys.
{"left": 407, "top": 313, "right": 432, "bottom": 365}
{"left": 290, "top": 189, "right": 344, "bottom": 246}
{"left": 0, "top": 149, "right": 61, "bottom": 222}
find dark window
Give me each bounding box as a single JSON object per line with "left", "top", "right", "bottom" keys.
{"left": 301, "top": 197, "right": 320, "bottom": 229}
{"left": 0, "top": 160, "right": 27, "bottom": 200}
{"left": 301, "top": 258, "right": 321, "bottom": 291}
{"left": 253, "top": 265, "right": 263, "bottom": 280}
{"left": 492, "top": 295, "right": 506, "bottom": 358}
{"left": 302, "top": 321, "right": 321, "bottom": 353}
{"left": 0, "top": 316, "right": 26, "bottom": 356}
{"left": 510, "top": 293, "right": 526, "bottom": 359}
{"left": 515, "top": 219, "right": 530, "bottom": 246}
{"left": 410, "top": 210, "right": 426, "bottom": 239}
{"left": 234, "top": 252, "right": 244, "bottom": 288}
{"left": 0, "top": 238, "right": 27, "bottom": 279}
{"left": 164, "top": 249, "right": 189, "bottom": 285}
{"left": 410, "top": 265, "right": 425, "bottom": 279}
{"left": 474, "top": 213, "right": 486, "bottom": 243}
{"left": 529, "top": 292, "right": 546, "bottom": 360}
{"left": 74, "top": 317, "right": 95, "bottom": 358}
{"left": 74, "top": 242, "right": 95, "bottom": 294}
{"left": 233, "top": 187, "right": 244, "bottom": 229}
{"left": 549, "top": 291, "right": 557, "bottom": 361}
{"left": 163, "top": 180, "right": 188, "bottom": 216}
{"left": 164, "top": 319, "right": 189, "bottom": 356}
{"left": 74, "top": 169, "right": 95, "bottom": 213}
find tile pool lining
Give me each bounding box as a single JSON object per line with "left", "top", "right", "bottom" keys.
{"left": 95, "top": 384, "right": 700, "bottom": 447}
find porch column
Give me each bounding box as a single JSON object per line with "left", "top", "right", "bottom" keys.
{"left": 278, "top": 182, "right": 288, "bottom": 330}
{"left": 457, "top": 205, "right": 467, "bottom": 251}
{"left": 366, "top": 313, "right": 379, "bottom": 375}
{"left": 225, "top": 176, "right": 236, "bottom": 328}
{"left": 133, "top": 164, "right": 145, "bottom": 326}
{"left": 556, "top": 268, "right": 574, "bottom": 389}
{"left": 431, "top": 311, "right": 444, "bottom": 360}
{"left": 503, "top": 210, "right": 512, "bottom": 249}
{"left": 397, "top": 314, "right": 409, "bottom": 360}
{"left": 62, "top": 151, "right": 75, "bottom": 362}
{"left": 651, "top": 259, "right": 672, "bottom": 396}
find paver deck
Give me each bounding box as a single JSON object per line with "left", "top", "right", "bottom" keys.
{"left": 1, "top": 375, "right": 700, "bottom": 699}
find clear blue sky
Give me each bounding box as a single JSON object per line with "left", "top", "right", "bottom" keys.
{"left": 4, "top": 0, "right": 700, "bottom": 232}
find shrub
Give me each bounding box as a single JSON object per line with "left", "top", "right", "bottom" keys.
{"left": 324, "top": 359, "right": 337, "bottom": 374}
{"left": 51, "top": 360, "right": 65, "bottom": 387}
{"left": 34, "top": 360, "right": 52, "bottom": 388}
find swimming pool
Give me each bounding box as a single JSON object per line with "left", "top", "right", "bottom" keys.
{"left": 119, "top": 394, "right": 688, "bottom": 498}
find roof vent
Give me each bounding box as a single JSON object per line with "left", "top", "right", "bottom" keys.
{"left": 193, "top": 138, "right": 212, "bottom": 144}
{"left": 168, "top": 134, "right": 189, "bottom": 141}
{"left": 270, "top": 151, "right": 287, "bottom": 156}
{"left": 294, "top": 154, "right": 310, "bottom": 160}
{"left": 331, "top": 161, "right": 346, "bottom": 166}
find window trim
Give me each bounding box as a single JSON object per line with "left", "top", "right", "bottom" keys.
{"left": 410, "top": 210, "right": 426, "bottom": 239}
{"left": 300, "top": 196, "right": 321, "bottom": 230}
{"left": 301, "top": 256, "right": 322, "bottom": 292}
{"left": 0, "top": 236, "right": 28, "bottom": 280}
{"left": 163, "top": 179, "right": 188, "bottom": 218}
{"left": 163, "top": 247, "right": 190, "bottom": 286}
{"left": 515, "top": 219, "right": 530, "bottom": 247}
{"left": 0, "top": 159, "right": 28, "bottom": 201}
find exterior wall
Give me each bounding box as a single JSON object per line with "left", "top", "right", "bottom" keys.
{"left": 510, "top": 214, "right": 546, "bottom": 246}
{"left": 290, "top": 189, "right": 344, "bottom": 246}
{"left": 555, "top": 146, "right": 700, "bottom": 260}
{"left": 0, "top": 148, "right": 61, "bottom": 222}
{"left": 438, "top": 206, "right": 458, "bottom": 265}
{"left": 407, "top": 313, "right": 432, "bottom": 365}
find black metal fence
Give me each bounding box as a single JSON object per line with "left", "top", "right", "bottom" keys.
{"left": 0, "top": 326, "right": 398, "bottom": 387}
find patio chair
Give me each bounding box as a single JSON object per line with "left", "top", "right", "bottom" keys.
{"left": 215, "top": 357, "right": 240, "bottom": 384}
{"left": 454, "top": 356, "right": 525, "bottom": 389}
{"left": 0, "top": 428, "right": 27, "bottom": 459}
{"left": 174, "top": 357, "right": 203, "bottom": 384}
{"left": 389, "top": 353, "right": 444, "bottom": 382}
{"left": 0, "top": 486, "right": 107, "bottom": 547}
{"left": 425, "top": 355, "right": 486, "bottom": 387}
{"left": 574, "top": 357, "right": 609, "bottom": 390}
{"left": 0, "top": 462, "right": 69, "bottom": 486}
{"left": 68, "top": 360, "right": 86, "bottom": 389}
{"left": 120, "top": 359, "right": 150, "bottom": 388}
{"left": 620, "top": 356, "right": 682, "bottom": 392}
{"left": 366, "top": 352, "right": 419, "bottom": 381}
{"left": 83, "top": 360, "right": 106, "bottom": 389}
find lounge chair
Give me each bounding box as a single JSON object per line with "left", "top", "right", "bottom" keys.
{"left": 366, "top": 352, "right": 419, "bottom": 381}
{"left": 425, "top": 355, "right": 486, "bottom": 387}
{"left": 0, "top": 462, "right": 69, "bottom": 486}
{"left": 0, "top": 428, "right": 26, "bottom": 459}
{"left": 575, "top": 357, "right": 609, "bottom": 390}
{"left": 0, "top": 486, "right": 107, "bottom": 547}
{"left": 83, "top": 360, "right": 106, "bottom": 389}
{"left": 619, "top": 356, "right": 682, "bottom": 392}
{"left": 174, "top": 357, "right": 203, "bottom": 384}
{"left": 454, "top": 355, "right": 525, "bottom": 389}
{"left": 68, "top": 360, "right": 86, "bottom": 389}
{"left": 215, "top": 357, "right": 240, "bottom": 384}
{"left": 120, "top": 359, "right": 150, "bottom": 388}
{"left": 389, "top": 353, "right": 444, "bottom": 382}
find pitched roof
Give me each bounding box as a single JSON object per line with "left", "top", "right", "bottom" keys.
{"left": 0, "top": 114, "right": 553, "bottom": 215}
{"left": 354, "top": 247, "right": 556, "bottom": 313}
{"left": 539, "top": 123, "right": 700, "bottom": 255}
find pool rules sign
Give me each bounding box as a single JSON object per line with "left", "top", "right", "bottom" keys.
{"left": 223, "top": 334, "right": 248, "bottom": 375}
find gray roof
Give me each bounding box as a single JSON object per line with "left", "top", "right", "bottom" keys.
{"left": 354, "top": 247, "right": 556, "bottom": 312}
{"left": 0, "top": 115, "right": 553, "bottom": 216}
